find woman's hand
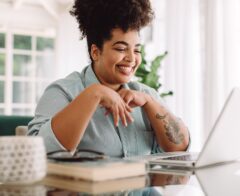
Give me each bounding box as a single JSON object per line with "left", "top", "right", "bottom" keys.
{"left": 95, "top": 84, "right": 134, "bottom": 127}
{"left": 118, "top": 88, "right": 150, "bottom": 108}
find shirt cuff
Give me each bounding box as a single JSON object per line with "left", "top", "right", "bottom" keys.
{"left": 38, "top": 119, "right": 67, "bottom": 153}
{"left": 185, "top": 131, "right": 191, "bottom": 151}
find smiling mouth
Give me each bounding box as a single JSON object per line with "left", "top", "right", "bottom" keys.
{"left": 117, "top": 65, "right": 136, "bottom": 76}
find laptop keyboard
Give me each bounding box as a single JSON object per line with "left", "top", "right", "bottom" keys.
{"left": 125, "top": 152, "right": 194, "bottom": 161}
{"left": 162, "top": 154, "right": 198, "bottom": 161}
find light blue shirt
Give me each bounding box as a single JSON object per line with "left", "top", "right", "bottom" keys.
{"left": 28, "top": 65, "right": 166, "bottom": 157}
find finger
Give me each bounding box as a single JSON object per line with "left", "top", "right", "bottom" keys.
{"left": 125, "top": 103, "right": 133, "bottom": 112}
{"left": 118, "top": 89, "right": 129, "bottom": 100}
{"left": 125, "top": 110, "right": 134, "bottom": 123}
{"left": 119, "top": 105, "right": 128, "bottom": 127}
{"left": 117, "top": 88, "right": 126, "bottom": 95}
{"left": 112, "top": 106, "right": 119, "bottom": 127}
{"left": 118, "top": 91, "right": 133, "bottom": 112}
{"left": 128, "top": 102, "right": 139, "bottom": 108}
{"left": 118, "top": 90, "right": 132, "bottom": 105}
{"left": 123, "top": 93, "right": 134, "bottom": 105}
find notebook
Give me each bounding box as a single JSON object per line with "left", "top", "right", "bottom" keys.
{"left": 141, "top": 87, "right": 240, "bottom": 168}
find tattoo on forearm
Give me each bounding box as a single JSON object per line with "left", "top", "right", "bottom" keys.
{"left": 156, "top": 113, "right": 184, "bottom": 145}
{"left": 156, "top": 113, "right": 167, "bottom": 120}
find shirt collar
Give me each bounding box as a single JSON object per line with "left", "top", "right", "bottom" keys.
{"left": 84, "top": 65, "right": 101, "bottom": 88}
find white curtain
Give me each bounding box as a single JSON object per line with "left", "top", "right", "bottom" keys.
{"left": 202, "top": 0, "right": 240, "bottom": 133}
{"left": 151, "top": 0, "right": 240, "bottom": 151}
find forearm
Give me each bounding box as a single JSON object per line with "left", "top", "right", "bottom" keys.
{"left": 51, "top": 84, "right": 101, "bottom": 151}
{"left": 143, "top": 95, "right": 190, "bottom": 152}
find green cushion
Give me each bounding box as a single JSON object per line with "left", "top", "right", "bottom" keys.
{"left": 0, "top": 115, "right": 33, "bottom": 136}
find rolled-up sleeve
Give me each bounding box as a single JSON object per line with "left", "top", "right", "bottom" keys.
{"left": 27, "top": 82, "right": 74, "bottom": 153}
{"left": 37, "top": 119, "right": 66, "bottom": 152}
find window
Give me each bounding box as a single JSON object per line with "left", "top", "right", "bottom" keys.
{"left": 0, "top": 32, "right": 56, "bottom": 115}
{"left": 0, "top": 33, "right": 6, "bottom": 114}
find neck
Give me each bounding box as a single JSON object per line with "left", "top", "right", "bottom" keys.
{"left": 92, "top": 64, "right": 121, "bottom": 91}
{"left": 101, "top": 81, "right": 122, "bottom": 91}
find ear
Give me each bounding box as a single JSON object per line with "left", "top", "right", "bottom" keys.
{"left": 90, "top": 44, "right": 100, "bottom": 61}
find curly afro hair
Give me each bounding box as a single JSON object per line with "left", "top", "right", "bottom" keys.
{"left": 70, "top": 0, "right": 154, "bottom": 61}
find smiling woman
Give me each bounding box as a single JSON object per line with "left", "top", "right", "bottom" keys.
{"left": 28, "top": 0, "right": 190, "bottom": 157}
{"left": 92, "top": 29, "right": 142, "bottom": 89}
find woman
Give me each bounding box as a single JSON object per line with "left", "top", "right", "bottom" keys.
{"left": 28, "top": 0, "right": 190, "bottom": 157}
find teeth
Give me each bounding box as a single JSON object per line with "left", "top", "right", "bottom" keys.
{"left": 118, "top": 66, "right": 133, "bottom": 74}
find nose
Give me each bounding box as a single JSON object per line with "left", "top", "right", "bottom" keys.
{"left": 124, "top": 50, "right": 135, "bottom": 63}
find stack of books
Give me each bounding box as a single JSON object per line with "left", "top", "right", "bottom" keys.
{"left": 43, "top": 158, "right": 147, "bottom": 194}
{"left": 47, "top": 159, "right": 146, "bottom": 181}
{"left": 42, "top": 174, "right": 147, "bottom": 194}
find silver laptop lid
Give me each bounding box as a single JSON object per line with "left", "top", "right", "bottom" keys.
{"left": 196, "top": 88, "right": 240, "bottom": 167}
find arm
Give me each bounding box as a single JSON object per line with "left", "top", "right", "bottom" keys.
{"left": 118, "top": 88, "right": 190, "bottom": 152}
{"left": 143, "top": 96, "right": 189, "bottom": 151}
{"left": 51, "top": 84, "right": 101, "bottom": 151}
{"left": 52, "top": 84, "right": 132, "bottom": 151}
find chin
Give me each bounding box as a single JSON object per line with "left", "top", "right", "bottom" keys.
{"left": 119, "top": 79, "right": 131, "bottom": 84}
{"left": 117, "top": 75, "right": 132, "bottom": 83}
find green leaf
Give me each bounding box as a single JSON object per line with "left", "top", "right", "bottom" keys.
{"left": 160, "top": 91, "right": 174, "bottom": 98}
{"left": 135, "top": 46, "right": 173, "bottom": 98}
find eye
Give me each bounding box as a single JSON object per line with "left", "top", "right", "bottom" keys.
{"left": 134, "top": 50, "right": 141, "bottom": 54}
{"left": 114, "top": 48, "right": 126, "bottom": 52}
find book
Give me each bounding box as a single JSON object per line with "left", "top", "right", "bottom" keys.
{"left": 47, "top": 159, "right": 146, "bottom": 181}
{"left": 42, "top": 174, "right": 147, "bottom": 194}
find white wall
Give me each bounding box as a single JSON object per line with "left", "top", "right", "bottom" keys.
{"left": 56, "top": 11, "right": 89, "bottom": 78}
{"left": 151, "top": 0, "right": 203, "bottom": 151}
{"left": 0, "top": 1, "right": 90, "bottom": 80}
{"left": 0, "top": 2, "right": 56, "bottom": 33}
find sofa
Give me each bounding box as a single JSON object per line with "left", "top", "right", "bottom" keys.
{"left": 0, "top": 115, "right": 33, "bottom": 136}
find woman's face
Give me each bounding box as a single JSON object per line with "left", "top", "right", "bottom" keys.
{"left": 92, "top": 28, "right": 142, "bottom": 90}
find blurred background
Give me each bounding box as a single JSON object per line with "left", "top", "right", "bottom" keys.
{"left": 0, "top": 0, "right": 240, "bottom": 152}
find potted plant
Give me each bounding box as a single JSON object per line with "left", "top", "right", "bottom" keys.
{"left": 135, "top": 46, "right": 173, "bottom": 98}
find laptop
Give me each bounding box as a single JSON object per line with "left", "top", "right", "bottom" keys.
{"left": 142, "top": 87, "right": 240, "bottom": 168}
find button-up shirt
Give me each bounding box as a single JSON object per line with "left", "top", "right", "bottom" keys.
{"left": 28, "top": 65, "right": 165, "bottom": 157}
